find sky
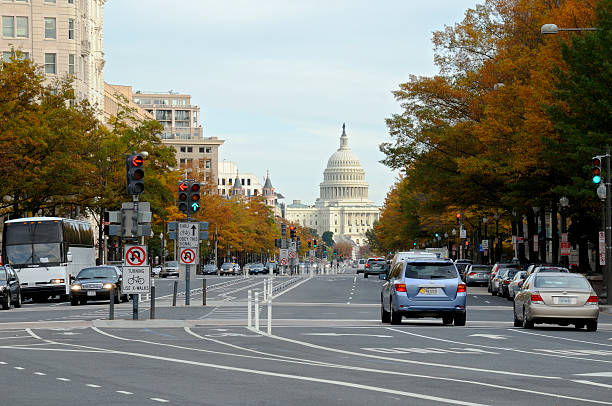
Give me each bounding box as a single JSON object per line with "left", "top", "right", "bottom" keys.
{"left": 104, "top": 1, "right": 481, "bottom": 206}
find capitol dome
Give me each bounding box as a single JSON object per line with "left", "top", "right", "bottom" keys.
{"left": 319, "top": 124, "right": 370, "bottom": 204}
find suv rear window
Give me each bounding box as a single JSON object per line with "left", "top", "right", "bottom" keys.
{"left": 404, "top": 263, "right": 458, "bottom": 280}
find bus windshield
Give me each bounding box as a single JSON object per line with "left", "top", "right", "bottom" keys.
{"left": 5, "top": 243, "right": 62, "bottom": 265}
{"left": 4, "top": 221, "right": 63, "bottom": 266}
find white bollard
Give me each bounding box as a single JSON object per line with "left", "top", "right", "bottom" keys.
{"left": 269, "top": 278, "right": 273, "bottom": 299}
{"left": 254, "top": 292, "right": 260, "bottom": 331}
{"left": 263, "top": 280, "right": 267, "bottom": 302}
{"left": 247, "top": 290, "right": 252, "bottom": 329}
{"left": 267, "top": 298, "right": 272, "bottom": 335}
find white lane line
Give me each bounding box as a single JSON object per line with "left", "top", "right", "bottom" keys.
{"left": 572, "top": 380, "right": 612, "bottom": 389}
{"left": 34, "top": 372, "right": 46, "bottom": 376}
{"left": 0, "top": 361, "right": 6, "bottom": 365}
{"left": 511, "top": 329, "right": 612, "bottom": 347}
{"left": 353, "top": 276, "right": 356, "bottom": 283}
{"left": 0, "top": 336, "right": 30, "bottom": 340}
{"left": 13, "top": 366, "right": 24, "bottom": 370}
{"left": 150, "top": 398, "right": 169, "bottom": 403}
{"left": 270, "top": 277, "right": 311, "bottom": 300}
{"left": 86, "top": 384, "right": 101, "bottom": 388}
{"left": 27, "top": 329, "right": 487, "bottom": 406}
{"left": 56, "top": 378, "right": 71, "bottom": 381}
{"left": 388, "top": 328, "right": 612, "bottom": 365}
{"left": 575, "top": 372, "right": 612, "bottom": 377}
{"left": 116, "top": 390, "right": 133, "bottom": 395}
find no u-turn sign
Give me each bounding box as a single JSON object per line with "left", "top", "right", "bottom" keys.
{"left": 179, "top": 247, "right": 199, "bottom": 265}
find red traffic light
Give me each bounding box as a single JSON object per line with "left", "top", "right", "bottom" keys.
{"left": 456, "top": 213, "right": 461, "bottom": 219}
{"left": 131, "top": 155, "right": 144, "bottom": 167}
{"left": 191, "top": 183, "right": 200, "bottom": 192}
{"left": 289, "top": 226, "right": 295, "bottom": 231}
{"left": 593, "top": 157, "right": 601, "bottom": 167}
{"left": 178, "top": 192, "right": 188, "bottom": 201}
{"left": 179, "top": 182, "right": 188, "bottom": 192}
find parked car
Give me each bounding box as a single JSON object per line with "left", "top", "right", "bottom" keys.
{"left": 507, "top": 271, "right": 527, "bottom": 301}
{"left": 498, "top": 268, "right": 521, "bottom": 298}
{"left": 513, "top": 272, "right": 598, "bottom": 331}
{"left": 381, "top": 257, "right": 466, "bottom": 326}
{"left": 160, "top": 261, "right": 180, "bottom": 278}
{"left": 464, "top": 264, "right": 491, "bottom": 286}
{"left": 0, "top": 265, "right": 22, "bottom": 310}
{"left": 233, "top": 263, "right": 242, "bottom": 274}
{"left": 526, "top": 265, "right": 569, "bottom": 278}
{"left": 489, "top": 263, "right": 521, "bottom": 295}
{"left": 454, "top": 259, "right": 473, "bottom": 278}
{"left": 356, "top": 259, "right": 367, "bottom": 273}
{"left": 220, "top": 262, "right": 236, "bottom": 276}
{"left": 69, "top": 265, "right": 128, "bottom": 306}
{"left": 249, "top": 263, "right": 266, "bottom": 275}
{"left": 201, "top": 263, "right": 219, "bottom": 275}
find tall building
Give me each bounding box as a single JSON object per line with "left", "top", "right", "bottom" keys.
{"left": 217, "top": 161, "right": 262, "bottom": 198}
{"left": 285, "top": 124, "right": 380, "bottom": 246}
{"left": 133, "top": 91, "right": 224, "bottom": 189}
{"left": 1, "top": 0, "right": 105, "bottom": 110}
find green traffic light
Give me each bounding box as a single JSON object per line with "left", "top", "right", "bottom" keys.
{"left": 191, "top": 202, "right": 200, "bottom": 211}
{"left": 593, "top": 175, "right": 602, "bottom": 184}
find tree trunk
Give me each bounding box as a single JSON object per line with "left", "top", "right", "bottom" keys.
{"left": 518, "top": 214, "right": 526, "bottom": 262}
{"left": 540, "top": 206, "right": 546, "bottom": 263}
{"left": 527, "top": 210, "right": 536, "bottom": 262}
{"left": 551, "top": 203, "right": 559, "bottom": 265}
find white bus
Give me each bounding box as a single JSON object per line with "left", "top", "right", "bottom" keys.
{"left": 2, "top": 217, "right": 96, "bottom": 301}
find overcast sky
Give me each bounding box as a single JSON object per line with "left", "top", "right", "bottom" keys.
{"left": 104, "top": 1, "right": 480, "bottom": 206}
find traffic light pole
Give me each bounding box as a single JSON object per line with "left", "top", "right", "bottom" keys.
{"left": 606, "top": 146, "right": 612, "bottom": 305}
{"left": 185, "top": 210, "right": 191, "bottom": 306}
{"left": 132, "top": 194, "right": 139, "bottom": 320}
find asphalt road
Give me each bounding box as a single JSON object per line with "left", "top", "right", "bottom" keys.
{"left": 1, "top": 266, "right": 612, "bottom": 405}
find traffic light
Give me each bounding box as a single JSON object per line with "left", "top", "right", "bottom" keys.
{"left": 126, "top": 153, "right": 144, "bottom": 195}
{"left": 592, "top": 157, "right": 602, "bottom": 184}
{"left": 456, "top": 213, "right": 461, "bottom": 224}
{"left": 307, "top": 239, "right": 311, "bottom": 248}
{"left": 413, "top": 241, "right": 417, "bottom": 247}
{"left": 465, "top": 240, "right": 470, "bottom": 248}
{"left": 178, "top": 181, "right": 189, "bottom": 213}
{"left": 289, "top": 225, "right": 296, "bottom": 239}
{"left": 189, "top": 182, "right": 201, "bottom": 213}
{"left": 313, "top": 239, "right": 317, "bottom": 248}
{"left": 281, "top": 223, "right": 286, "bottom": 237}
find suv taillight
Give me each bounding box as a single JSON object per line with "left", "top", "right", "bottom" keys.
{"left": 365, "top": 264, "right": 370, "bottom": 268}
{"left": 394, "top": 283, "right": 407, "bottom": 292}
{"left": 468, "top": 272, "right": 476, "bottom": 276}
{"left": 457, "top": 284, "right": 466, "bottom": 293}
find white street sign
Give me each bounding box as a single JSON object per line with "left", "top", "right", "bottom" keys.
{"left": 179, "top": 247, "right": 199, "bottom": 265}
{"left": 178, "top": 222, "right": 199, "bottom": 248}
{"left": 124, "top": 245, "right": 147, "bottom": 267}
{"left": 122, "top": 266, "right": 150, "bottom": 294}
{"left": 599, "top": 231, "right": 606, "bottom": 265}
{"left": 280, "top": 249, "right": 288, "bottom": 261}
{"left": 460, "top": 229, "right": 467, "bottom": 239}
{"left": 481, "top": 240, "right": 489, "bottom": 250}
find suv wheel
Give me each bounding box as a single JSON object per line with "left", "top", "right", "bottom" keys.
{"left": 390, "top": 300, "right": 402, "bottom": 325}
{"left": 454, "top": 313, "right": 466, "bottom": 326}
{"left": 380, "top": 300, "right": 390, "bottom": 323}
{"left": 364, "top": 273, "right": 368, "bottom": 278}
{"left": 2, "top": 293, "right": 11, "bottom": 310}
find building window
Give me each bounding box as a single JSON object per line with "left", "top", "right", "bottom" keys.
{"left": 68, "top": 53, "right": 75, "bottom": 74}
{"left": 205, "top": 160, "right": 211, "bottom": 169}
{"left": 247, "top": 179, "right": 251, "bottom": 186}
{"left": 175, "top": 110, "right": 190, "bottom": 128}
{"left": 206, "top": 147, "right": 212, "bottom": 153}
{"left": 2, "top": 16, "right": 14, "bottom": 37}
{"left": 241, "top": 179, "right": 245, "bottom": 186}
{"left": 187, "top": 147, "right": 192, "bottom": 153}
{"left": 229, "top": 178, "right": 232, "bottom": 185}
{"left": 44, "top": 53, "right": 56, "bottom": 74}
{"left": 44, "top": 17, "right": 56, "bottom": 39}
{"left": 68, "top": 0, "right": 74, "bottom": 3}
{"left": 222, "top": 178, "right": 226, "bottom": 186}
{"left": 179, "top": 158, "right": 185, "bottom": 164}
{"left": 199, "top": 147, "right": 204, "bottom": 153}
{"left": 2, "top": 50, "right": 28, "bottom": 62}
{"left": 68, "top": 18, "right": 74, "bottom": 39}
{"left": 180, "top": 146, "right": 186, "bottom": 153}
{"left": 155, "top": 109, "right": 171, "bottom": 121}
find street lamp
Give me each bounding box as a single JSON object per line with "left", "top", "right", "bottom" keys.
{"left": 540, "top": 24, "right": 598, "bottom": 35}
{"left": 559, "top": 196, "right": 570, "bottom": 268}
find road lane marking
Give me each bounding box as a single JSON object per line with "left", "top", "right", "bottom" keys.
{"left": 270, "top": 277, "right": 311, "bottom": 300}
{"left": 0, "top": 361, "right": 6, "bottom": 365}
{"left": 572, "top": 380, "right": 612, "bottom": 389}
{"left": 86, "top": 384, "right": 101, "bottom": 388}
{"left": 468, "top": 334, "right": 506, "bottom": 340}
{"left": 25, "top": 329, "right": 489, "bottom": 406}
{"left": 575, "top": 372, "right": 612, "bottom": 377}
{"left": 13, "top": 366, "right": 24, "bottom": 370}
{"left": 117, "top": 390, "right": 133, "bottom": 395}
{"left": 305, "top": 333, "right": 392, "bottom": 338}
{"left": 388, "top": 328, "right": 612, "bottom": 364}
{"left": 56, "top": 378, "right": 71, "bottom": 381}
{"left": 511, "top": 329, "right": 612, "bottom": 347}
{"left": 150, "top": 398, "right": 169, "bottom": 403}
{"left": 34, "top": 372, "right": 46, "bottom": 375}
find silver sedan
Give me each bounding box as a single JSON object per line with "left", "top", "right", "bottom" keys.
{"left": 513, "top": 272, "right": 599, "bottom": 331}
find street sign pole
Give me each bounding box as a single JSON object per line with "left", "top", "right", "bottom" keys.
{"left": 186, "top": 211, "right": 191, "bottom": 306}
{"left": 606, "top": 146, "right": 612, "bottom": 304}
{"left": 132, "top": 194, "right": 139, "bottom": 320}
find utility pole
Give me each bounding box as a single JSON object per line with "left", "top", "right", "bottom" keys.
{"left": 606, "top": 146, "right": 612, "bottom": 304}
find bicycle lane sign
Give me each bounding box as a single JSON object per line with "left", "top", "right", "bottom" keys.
{"left": 122, "top": 266, "right": 150, "bottom": 294}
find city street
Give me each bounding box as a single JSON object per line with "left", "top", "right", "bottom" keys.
{"left": 1, "top": 267, "right": 611, "bottom": 405}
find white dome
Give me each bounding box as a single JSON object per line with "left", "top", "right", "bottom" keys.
{"left": 319, "top": 124, "right": 369, "bottom": 203}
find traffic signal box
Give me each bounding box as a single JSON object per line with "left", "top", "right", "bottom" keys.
{"left": 281, "top": 223, "right": 286, "bottom": 237}
{"left": 177, "top": 181, "right": 201, "bottom": 215}
{"left": 592, "top": 157, "right": 602, "bottom": 184}
{"left": 307, "top": 239, "right": 312, "bottom": 248}
{"left": 289, "top": 225, "right": 296, "bottom": 239}
{"left": 126, "top": 153, "right": 144, "bottom": 195}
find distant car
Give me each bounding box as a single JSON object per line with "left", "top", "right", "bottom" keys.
{"left": 507, "top": 271, "right": 527, "bottom": 300}
{"left": 381, "top": 258, "right": 466, "bottom": 326}
{"left": 220, "top": 262, "right": 235, "bottom": 276}
{"left": 69, "top": 265, "right": 128, "bottom": 306}
{"left": 249, "top": 263, "right": 266, "bottom": 275}
{"left": 265, "top": 261, "right": 278, "bottom": 274}
{"left": 356, "top": 259, "right": 366, "bottom": 273}
{"left": 0, "top": 265, "right": 22, "bottom": 310}
{"left": 233, "top": 263, "right": 241, "bottom": 274}
{"left": 489, "top": 263, "right": 521, "bottom": 295}
{"left": 514, "top": 272, "right": 598, "bottom": 331}
{"left": 498, "top": 268, "right": 521, "bottom": 298}
{"left": 202, "top": 264, "right": 218, "bottom": 275}
{"left": 160, "top": 261, "right": 179, "bottom": 278}
{"left": 151, "top": 265, "right": 162, "bottom": 277}
{"left": 526, "top": 265, "right": 569, "bottom": 278}
{"left": 454, "top": 259, "right": 473, "bottom": 278}
{"left": 464, "top": 264, "right": 491, "bottom": 286}
{"left": 364, "top": 259, "right": 387, "bottom": 278}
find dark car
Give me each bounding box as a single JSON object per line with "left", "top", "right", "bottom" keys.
{"left": 0, "top": 265, "right": 22, "bottom": 310}
{"left": 69, "top": 266, "right": 129, "bottom": 306}
{"left": 201, "top": 263, "right": 219, "bottom": 275}
{"left": 364, "top": 258, "right": 386, "bottom": 278}
{"left": 249, "top": 263, "right": 266, "bottom": 275}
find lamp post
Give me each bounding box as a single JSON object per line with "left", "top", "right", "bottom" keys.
{"left": 541, "top": 24, "right": 598, "bottom": 34}
{"left": 559, "top": 196, "right": 570, "bottom": 268}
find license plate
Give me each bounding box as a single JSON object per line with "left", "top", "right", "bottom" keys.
{"left": 554, "top": 296, "right": 575, "bottom": 304}
{"left": 476, "top": 274, "right": 485, "bottom": 278}
{"left": 87, "top": 290, "right": 96, "bottom": 297}
{"left": 419, "top": 287, "right": 438, "bottom": 295}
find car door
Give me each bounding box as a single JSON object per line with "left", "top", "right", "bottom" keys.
{"left": 7, "top": 266, "right": 19, "bottom": 298}
{"left": 381, "top": 263, "right": 399, "bottom": 310}
{"left": 514, "top": 275, "right": 533, "bottom": 319}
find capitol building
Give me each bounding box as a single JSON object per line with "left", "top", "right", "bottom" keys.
{"left": 284, "top": 125, "right": 380, "bottom": 246}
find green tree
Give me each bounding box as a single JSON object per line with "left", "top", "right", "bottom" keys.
{"left": 322, "top": 231, "right": 335, "bottom": 247}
